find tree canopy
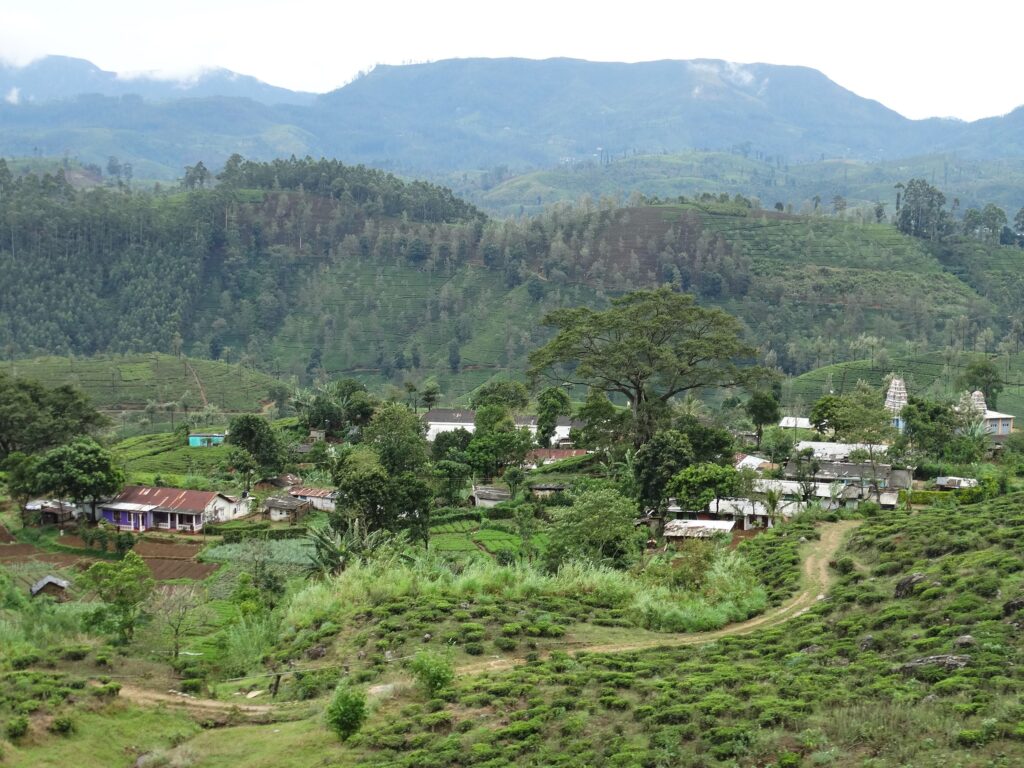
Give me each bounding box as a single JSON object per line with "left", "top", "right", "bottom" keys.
{"left": 528, "top": 288, "right": 757, "bottom": 446}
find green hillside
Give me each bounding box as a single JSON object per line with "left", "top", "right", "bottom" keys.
{"left": 3, "top": 354, "right": 280, "bottom": 413}
{"left": 4, "top": 159, "right": 1023, "bottom": 402}
{"left": 789, "top": 351, "right": 1024, "bottom": 415}
{"left": 461, "top": 152, "right": 1024, "bottom": 218}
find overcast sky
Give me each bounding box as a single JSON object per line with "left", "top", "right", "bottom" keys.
{"left": 2, "top": 0, "right": 1020, "bottom": 121}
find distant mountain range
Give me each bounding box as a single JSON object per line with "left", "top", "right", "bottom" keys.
{"left": 2, "top": 55, "right": 1023, "bottom": 184}
{"left": 0, "top": 55, "right": 316, "bottom": 106}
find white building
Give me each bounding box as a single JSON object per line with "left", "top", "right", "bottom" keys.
{"left": 795, "top": 441, "right": 888, "bottom": 462}
{"left": 288, "top": 486, "right": 337, "bottom": 512}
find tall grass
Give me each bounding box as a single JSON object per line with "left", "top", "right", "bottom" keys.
{"left": 285, "top": 551, "right": 766, "bottom": 635}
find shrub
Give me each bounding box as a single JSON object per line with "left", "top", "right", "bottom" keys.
{"left": 464, "top": 642, "right": 485, "bottom": 656}
{"left": 494, "top": 637, "right": 517, "bottom": 652}
{"left": 325, "top": 682, "right": 367, "bottom": 741}
{"left": 409, "top": 650, "right": 454, "bottom": 697}
{"left": 48, "top": 715, "right": 75, "bottom": 735}
{"left": 5, "top": 715, "right": 29, "bottom": 740}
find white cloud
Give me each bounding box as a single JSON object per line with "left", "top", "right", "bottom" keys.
{"left": 5, "top": 87, "right": 20, "bottom": 105}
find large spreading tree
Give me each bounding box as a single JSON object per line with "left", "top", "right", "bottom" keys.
{"left": 528, "top": 288, "right": 757, "bottom": 447}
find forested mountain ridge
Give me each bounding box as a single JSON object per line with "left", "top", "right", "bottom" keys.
{"left": 2, "top": 157, "right": 1022, "bottom": 400}
{"left": 3, "top": 56, "right": 1024, "bottom": 183}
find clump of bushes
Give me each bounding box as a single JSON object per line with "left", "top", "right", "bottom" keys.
{"left": 325, "top": 681, "right": 367, "bottom": 741}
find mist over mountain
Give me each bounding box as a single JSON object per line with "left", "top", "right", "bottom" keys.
{"left": 0, "top": 55, "right": 316, "bottom": 106}
{"left": 0, "top": 55, "right": 1021, "bottom": 180}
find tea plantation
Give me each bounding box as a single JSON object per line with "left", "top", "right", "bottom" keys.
{"left": 339, "top": 498, "right": 1024, "bottom": 767}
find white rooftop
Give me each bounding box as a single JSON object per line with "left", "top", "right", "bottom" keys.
{"left": 664, "top": 519, "right": 736, "bottom": 538}
{"left": 779, "top": 416, "right": 812, "bottom": 429}
{"left": 796, "top": 441, "right": 888, "bottom": 461}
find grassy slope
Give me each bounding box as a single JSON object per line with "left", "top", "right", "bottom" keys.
{"left": 4, "top": 353, "right": 279, "bottom": 412}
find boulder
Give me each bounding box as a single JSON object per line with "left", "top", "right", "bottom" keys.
{"left": 953, "top": 635, "right": 976, "bottom": 648}
{"left": 305, "top": 644, "right": 326, "bottom": 660}
{"left": 859, "top": 635, "right": 879, "bottom": 651}
{"left": 894, "top": 573, "right": 926, "bottom": 598}
{"left": 899, "top": 655, "right": 971, "bottom": 675}
{"left": 799, "top": 645, "right": 824, "bottom": 654}
{"left": 1002, "top": 596, "right": 1024, "bottom": 617}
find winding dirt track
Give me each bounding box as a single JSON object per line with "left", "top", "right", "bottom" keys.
{"left": 436, "top": 519, "right": 859, "bottom": 679}
{"left": 118, "top": 520, "right": 859, "bottom": 713}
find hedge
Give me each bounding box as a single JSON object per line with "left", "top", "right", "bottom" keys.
{"left": 205, "top": 522, "right": 309, "bottom": 543}
{"left": 431, "top": 508, "right": 483, "bottom": 525}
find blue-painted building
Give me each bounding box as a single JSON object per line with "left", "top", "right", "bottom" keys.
{"left": 188, "top": 432, "right": 225, "bottom": 448}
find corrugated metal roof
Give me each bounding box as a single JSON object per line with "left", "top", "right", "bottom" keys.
{"left": 112, "top": 485, "right": 220, "bottom": 513}
{"left": 289, "top": 487, "right": 336, "bottom": 499}
{"left": 30, "top": 575, "right": 71, "bottom": 596}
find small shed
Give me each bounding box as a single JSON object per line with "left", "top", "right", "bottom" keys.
{"left": 935, "top": 476, "right": 979, "bottom": 491}
{"left": 469, "top": 486, "right": 511, "bottom": 508}
{"left": 29, "top": 575, "right": 71, "bottom": 601}
{"left": 664, "top": 519, "right": 735, "bottom": 543}
{"left": 188, "top": 433, "right": 225, "bottom": 448}
{"left": 24, "top": 499, "right": 77, "bottom": 526}
{"left": 288, "top": 486, "right": 337, "bottom": 512}
{"left": 263, "top": 495, "right": 312, "bottom": 524}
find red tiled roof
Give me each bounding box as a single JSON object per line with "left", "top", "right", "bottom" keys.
{"left": 112, "top": 485, "right": 219, "bottom": 513}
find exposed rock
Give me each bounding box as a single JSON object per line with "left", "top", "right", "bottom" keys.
{"left": 894, "top": 573, "right": 926, "bottom": 598}
{"left": 860, "top": 635, "right": 879, "bottom": 651}
{"left": 899, "top": 655, "right": 971, "bottom": 675}
{"left": 422, "top": 633, "right": 433, "bottom": 642}
{"left": 800, "top": 645, "right": 823, "bottom": 654}
{"left": 1002, "top": 596, "right": 1024, "bottom": 617}
{"left": 953, "top": 635, "right": 976, "bottom": 648}
{"left": 246, "top": 690, "right": 265, "bottom": 699}
{"left": 306, "top": 644, "right": 326, "bottom": 660}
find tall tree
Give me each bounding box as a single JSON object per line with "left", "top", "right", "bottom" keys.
{"left": 226, "top": 414, "right": 281, "bottom": 472}
{"left": 470, "top": 380, "right": 530, "bottom": 411}
{"left": 33, "top": 437, "right": 124, "bottom": 523}
{"left": 535, "top": 386, "right": 571, "bottom": 447}
{"left": 959, "top": 358, "right": 1003, "bottom": 409}
{"left": 361, "top": 402, "right": 428, "bottom": 475}
{"left": 82, "top": 550, "right": 154, "bottom": 643}
{"left": 545, "top": 488, "right": 642, "bottom": 571}
{"left": 529, "top": 288, "right": 757, "bottom": 447}
{"left": 745, "top": 391, "right": 780, "bottom": 448}
{"left": 633, "top": 429, "right": 693, "bottom": 512}
{"left": 668, "top": 462, "right": 742, "bottom": 514}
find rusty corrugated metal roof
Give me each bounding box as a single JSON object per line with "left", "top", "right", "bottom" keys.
{"left": 112, "top": 485, "right": 220, "bottom": 513}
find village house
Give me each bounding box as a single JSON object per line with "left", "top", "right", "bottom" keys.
{"left": 754, "top": 477, "right": 869, "bottom": 509}
{"left": 934, "top": 476, "right": 980, "bottom": 491}
{"left": 663, "top": 519, "right": 736, "bottom": 544}
{"left": 23, "top": 499, "right": 77, "bottom": 526}
{"left": 188, "top": 432, "right": 226, "bottom": 447}
{"left": 288, "top": 486, "right": 337, "bottom": 512}
{"left": 99, "top": 486, "right": 251, "bottom": 533}
{"left": 423, "top": 408, "right": 582, "bottom": 445}
{"left": 966, "top": 391, "right": 1014, "bottom": 441}
{"left": 794, "top": 440, "right": 889, "bottom": 462}
{"left": 469, "top": 485, "right": 511, "bottom": 507}
{"left": 262, "top": 495, "right": 312, "bottom": 524}
{"left": 528, "top": 482, "right": 568, "bottom": 500}
{"left": 29, "top": 575, "right": 71, "bottom": 601}
{"left": 734, "top": 453, "right": 771, "bottom": 472}
{"left": 667, "top": 496, "right": 806, "bottom": 530}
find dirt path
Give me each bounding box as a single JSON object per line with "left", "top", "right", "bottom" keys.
{"left": 183, "top": 359, "right": 208, "bottom": 407}
{"left": 119, "top": 520, "right": 860, "bottom": 711}
{"left": 118, "top": 684, "right": 277, "bottom": 717}
{"left": 389, "top": 519, "right": 860, "bottom": 682}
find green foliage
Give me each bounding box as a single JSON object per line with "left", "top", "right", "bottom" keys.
{"left": 0, "top": 370, "right": 106, "bottom": 459}
{"left": 33, "top": 437, "right": 125, "bottom": 521}
{"left": 81, "top": 550, "right": 155, "bottom": 643}
{"left": 529, "top": 288, "right": 757, "bottom": 446}
{"left": 226, "top": 414, "right": 282, "bottom": 472}
{"left": 959, "top": 357, "right": 1004, "bottom": 408}
{"left": 325, "top": 681, "right": 368, "bottom": 741}
{"left": 545, "top": 487, "right": 643, "bottom": 570}
{"left": 669, "top": 462, "right": 742, "bottom": 513}
{"left": 633, "top": 430, "right": 693, "bottom": 512}
{"left": 469, "top": 381, "right": 529, "bottom": 411}
{"left": 536, "top": 386, "right": 572, "bottom": 447}
{"left": 362, "top": 402, "right": 429, "bottom": 476}
{"left": 408, "top": 650, "right": 454, "bottom": 698}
